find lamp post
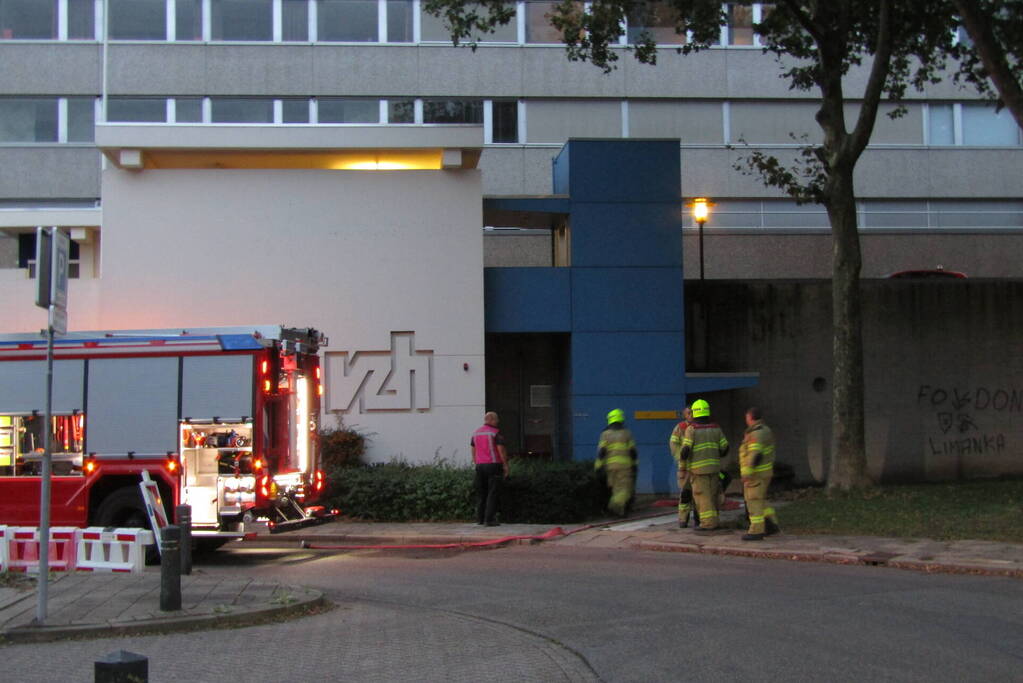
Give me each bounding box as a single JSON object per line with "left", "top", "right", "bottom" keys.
{"left": 690, "top": 198, "right": 711, "bottom": 280}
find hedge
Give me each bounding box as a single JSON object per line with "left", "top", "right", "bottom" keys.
{"left": 325, "top": 458, "right": 609, "bottom": 524}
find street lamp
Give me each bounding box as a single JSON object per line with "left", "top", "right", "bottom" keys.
{"left": 689, "top": 198, "right": 712, "bottom": 280}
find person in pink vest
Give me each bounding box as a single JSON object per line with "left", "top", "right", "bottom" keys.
{"left": 471, "top": 411, "right": 509, "bottom": 526}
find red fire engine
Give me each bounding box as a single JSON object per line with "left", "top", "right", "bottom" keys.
{"left": 0, "top": 326, "right": 329, "bottom": 546}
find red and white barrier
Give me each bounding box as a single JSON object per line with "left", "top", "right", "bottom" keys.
{"left": 0, "top": 525, "right": 153, "bottom": 574}
{"left": 0, "top": 526, "right": 9, "bottom": 571}
{"left": 4, "top": 526, "right": 79, "bottom": 573}
{"left": 76, "top": 527, "right": 154, "bottom": 574}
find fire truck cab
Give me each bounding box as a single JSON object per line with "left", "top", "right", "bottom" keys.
{"left": 0, "top": 326, "right": 328, "bottom": 541}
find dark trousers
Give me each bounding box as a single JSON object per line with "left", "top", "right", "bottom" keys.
{"left": 474, "top": 462, "right": 503, "bottom": 524}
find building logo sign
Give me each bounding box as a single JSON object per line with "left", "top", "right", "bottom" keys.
{"left": 324, "top": 331, "right": 432, "bottom": 413}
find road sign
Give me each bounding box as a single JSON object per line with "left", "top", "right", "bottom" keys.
{"left": 49, "top": 305, "right": 67, "bottom": 336}
{"left": 51, "top": 229, "right": 69, "bottom": 312}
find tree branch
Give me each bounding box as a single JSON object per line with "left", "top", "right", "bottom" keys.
{"left": 847, "top": 0, "right": 894, "bottom": 160}
{"left": 956, "top": 0, "right": 1023, "bottom": 130}
{"left": 778, "top": 0, "right": 826, "bottom": 44}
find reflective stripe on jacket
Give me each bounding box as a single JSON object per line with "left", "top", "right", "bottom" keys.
{"left": 739, "top": 421, "right": 775, "bottom": 477}
{"left": 596, "top": 426, "right": 637, "bottom": 470}
{"left": 682, "top": 423, "right": 728, "bottom": 474}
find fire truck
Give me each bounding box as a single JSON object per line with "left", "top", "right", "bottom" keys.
{"left": 0, "top": 326, "right": 329, "bottom": 547}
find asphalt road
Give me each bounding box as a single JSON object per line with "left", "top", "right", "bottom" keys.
{"left": 4, "top": 543, "right": 1022, "bottom": 682}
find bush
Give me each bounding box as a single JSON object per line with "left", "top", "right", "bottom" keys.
{"left": 326, "top": 458, "right": 608, "bottom": 524}
{"left": 320, "top": 418, "right": 369, "bottom": 472}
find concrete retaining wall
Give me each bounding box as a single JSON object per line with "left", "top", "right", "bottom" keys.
{"left": 688, "top": 280, "right": 1023, "bottom": 484}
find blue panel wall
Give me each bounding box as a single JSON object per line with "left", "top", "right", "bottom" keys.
{"left": 571, "top": 268, "right": 683, "bottom": 332}
{"left": 570, "top": 203, "right": 682, "bottom": 268}
{"left": 484, "top": 267, "right": 571, "bottom": 332}
{"left": 485, "top": 139, "right": 686, "bottom": 493}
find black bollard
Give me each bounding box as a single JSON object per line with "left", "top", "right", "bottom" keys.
{"left": 95, "top": 650, "right": 148, "bottom": 683}
{"left": 159, "top": 525, "right": 181, "bottom": 612}
{"left": 175, "top": 504, "right": 192, "bottom": 576}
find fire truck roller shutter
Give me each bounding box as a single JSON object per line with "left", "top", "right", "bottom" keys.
{"left": 87, "top": 357, "right": 178, "bottom": 455}
{"left": 0, "top": 359, "right": 84, "bottom": 413}
{"left": 181, "top": 355, "right": 253, "bottom": 421}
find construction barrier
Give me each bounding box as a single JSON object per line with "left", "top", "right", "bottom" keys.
{"left": 0, "top": 525, "right": 153, "bottom": 575}
{"left": 4, "top": 526, "right": 79, "bottom": 573}
{"left": 76, "top": 527, "right": 154, "bottom": 574}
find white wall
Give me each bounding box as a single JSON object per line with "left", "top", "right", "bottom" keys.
{"left": 3, "top": 167, "right": 486, "bottom": 465}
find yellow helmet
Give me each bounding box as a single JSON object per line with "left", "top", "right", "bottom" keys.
{"left": 691, "top": 399, "right": 710, "bottom": 418}
{"left": 606, "top": 409, "right": 625, "bottom": 425}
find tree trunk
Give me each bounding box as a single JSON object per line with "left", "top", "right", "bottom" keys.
{"left": 825, "top": 175, "right": 871, "bottom": 489}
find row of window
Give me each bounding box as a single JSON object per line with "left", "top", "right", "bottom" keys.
{"left": 3, "top": 95, "right": 1019, "bottom": 148}
{"left": 0, "top": 0, "right": 768, "bottom": 46}
{"left": 679, "top": 200, "right": 1023, "bottom": 231}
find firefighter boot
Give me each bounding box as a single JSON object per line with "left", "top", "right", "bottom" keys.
{"left": 765, "top": 516, "right": 781, "bottom": 536}
{"left": 742, "top": 532, "right": 765, "bottom": 541}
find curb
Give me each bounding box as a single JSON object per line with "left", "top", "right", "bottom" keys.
{"left": 0, "top": 587, "right": 328, "bottom": 645}
{"left": 629, "top": 540, "right": 1023, "bottom": 579}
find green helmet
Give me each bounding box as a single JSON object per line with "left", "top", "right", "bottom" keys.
{"left": 606, "top": 408, "right": 625, "bottom": 425}
{"left": 691, "top": 399, "right": 710, "bottom": 418}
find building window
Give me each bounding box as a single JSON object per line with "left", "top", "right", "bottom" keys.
{"left": 423, "top": 99, "right": 483, "bottom": 124}
{"left": 0, "top": 98, "right": 58, "bottom": 142}
{"left": 318, "top": 98, "right": 379, "bottom": 123}
{"left": 386, "top": 0, "right": 412, "bottom": 42}
{"left": 526, "top": 1, "right": 578, "bottom": 44}
{"left": 0, "top": 0, "right": 56, "bottom": 39}
{"left": 491, "top": 100, "right": 518, "bottom": 143}
{"left": 67, "top": 96, "right": 94, "bottom": 142}
{"left": 282, "top": 0, "right": 309, "bottom": 41}
{"left": 212, "top": 0, "right": 272, "bottom": 41}
{"left": 962, "top": 103, "right": 1020, "bottom": 146}
{"left": 627, "top": 1, "right": 685, "bottom": 46}
{"left": 211, "top": 97, "right": 274, "bottom": 123}
{"left": 282, "top": 98, "right": 310, "bottom": 123}
{"left": 107, "top": 97, "right": 167, "bottom": 123}
{"left": 67, "top": 0, "right": 94, "bottom": 39}
{"left": 174, "top": 97, "right": 204, "bottom": 122}
{"left": 927, "top": 104, "right": 955, "bottom": 145}
{"left": 176, "top": 0, "right": 203, "bottom": 41}
{"left": 109, "top": 0, "right": 166, "bottom": 40}
{"left": 388, "top": 99, "right": 414, "bottom": 123}
{"left": 318, "top": 0, "right": 377, "bottom": 42}
{"left": 19, "top": 233, "right": 81, "bottom": 278}
{"left": 727, "top": 3, "right": 753, "bottom": 45}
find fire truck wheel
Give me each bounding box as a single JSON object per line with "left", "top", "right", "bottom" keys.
{"left": 95, "top": 486, "right": 160, "bottom": 565}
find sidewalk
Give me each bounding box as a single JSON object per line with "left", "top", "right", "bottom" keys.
{"left": 0, "top": 572, "right": 324, "bottom": 644}
{"left": 247, "top": 497, "right": 1023, "bottom": 580}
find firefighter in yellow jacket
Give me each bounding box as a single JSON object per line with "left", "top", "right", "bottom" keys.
{"left": 679, "top": 399, "right": 729, "bottom": 532}
{"left": 739, "top": 406, "right": 781, "bottom": 541}
{"left": 596, "top": 409, "right": 638, "bottom": 517}
{"left": 669, "top": 406, "right": 695, "bottom": 528}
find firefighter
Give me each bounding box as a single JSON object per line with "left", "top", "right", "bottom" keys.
{"left": 596, "top": 409, "right": 638, "bottom": 517}
{"left": 739, "top": 406, "right": 780, "bottom": 541}
{"left": 669, "top": 406, "right": 695, "bottom": 528}
{"left": 679, "top": 399, "right": 729, "bottom": 533}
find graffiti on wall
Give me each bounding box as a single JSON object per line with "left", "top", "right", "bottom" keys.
{"left": 917, "top": 385, "right": 1021, "bottom": 457}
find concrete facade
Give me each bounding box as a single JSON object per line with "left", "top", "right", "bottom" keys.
{"left": 1, "top": 140, "right": 486, "bottom": 465}
{"left": 687, "top": 280, "right": 1023, "bottom": 485}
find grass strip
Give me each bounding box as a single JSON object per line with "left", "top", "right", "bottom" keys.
{"left": 776, "top": 479, "right": 1023, "bottom": 543}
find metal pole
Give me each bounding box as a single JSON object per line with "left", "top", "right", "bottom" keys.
{"left": 176, "top": 504, "right": 192, "bottom": 576}
{"left": 35, "top": 321, "right": 54, "bottom": 624}
{"left": 698, "top": 219, "right": 705, "bottom": 281}
{"left": 159, "top": 525, "right": 181, "bottom": 611}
